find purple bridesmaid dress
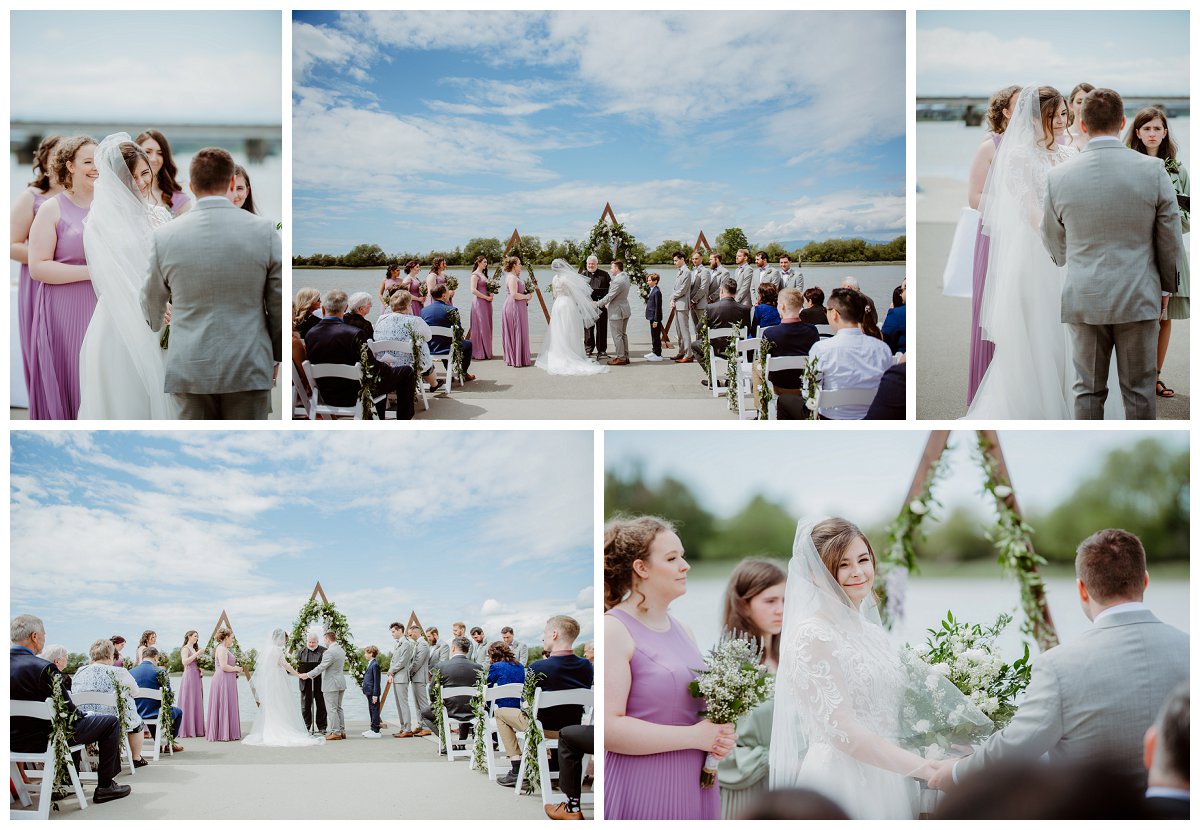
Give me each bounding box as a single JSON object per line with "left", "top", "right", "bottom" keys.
{"left": 502, "top": 278, "right": 531, "bottom": 367}
{"left": 408, "top": 277, "right": 424, "bottom": 317}
{"left": 18, "top": 191, "right": 48, "bottom": 402}
{"left": 470, "top": 273, "right": 494, "bottom": 359}
{"left": 205, "top": 650, "right": 241, "bottom": 742}
{"left": 604, "top": 609, "right": 720, "bottom": 820}
{"left": 169, "top": 189, "right": 190, "bottom": 215}
{"left": 28, "top": 193, "right": 96, "bottom": 420}
{"left": 178, "top": 647, "right": 205, "bottom": 737}
{"left": 967, "top": 133, "right": 1002, "bottom": 404}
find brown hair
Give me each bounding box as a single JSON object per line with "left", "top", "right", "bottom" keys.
{"left": 1035, "top": 86, "right": 1065, "bottom": 150}
{"left": 215, "top": 627, "right": 232, "bottom": 644}
{"left": 987, "top": 85, "right": 1022, "bottom": 134}
{"left": 403, "top": 260, "right": 420, "bottom": 275}
{"left": 828, "top": 288, "right": 882, "bottom": 339}
{"left": 811, "top": 517, "right": 876, "bottom": 584}
{"left": 189, "top": 147, "right": 236, "bottom": 196}
{"left": 758, "top": 281, "right": 779, "bottom": 306}
{"left": 53, "top": 136, "right": 97, "bottom": 190}
{"left": 138, "top": 630, "right": 156, "bottom": 648}
{"left": 136, "top": 129, "right": 183, "bottom": 207}
{"left": 182, "top": 629, "right": 199, "bottom": 648}
{"left": 804, "top": 286, "right": 825, "bottom": 307}
{"left": 293, "top": 287, "right": 321, "bottom": 330}
{"left": 1067, "top": 82, "right": 1095, "bottom": 126}
{"left": 121, "top": 142, "right": 150, "bottom": 178}
{"left": 473, "top": 255, "right": 489, "bottom": 276}
{"left": 503, "top": 256, "right": 521, "bottom": 273}
{"left": 722, "top": 558, "right": 786, "bottom": 665}
{"left": 431, "top": 256, "right": 447, "bottom": 274}
{"left": 234, "top": 164, "right": 258, "bottom": 214}
{"left": 28, "top": 134, "right": 63, "bottom": 192}
{"left": 604, "top": 516, "right": 676, "bottom": 610}
{"left": 364, "top": 645, "right": 379, "bottom": 657}
{"left": 1080, "top": 88, "right": 1124, "bottom": 137}
{"left": 1125, "top": 106, "right": 1177, "bottom": 161}
{"left": 488, "top": 641, "right": 516, "bottom": 664}
{"left": 1075, "top": 529, "right": 1146, "bottom": 603}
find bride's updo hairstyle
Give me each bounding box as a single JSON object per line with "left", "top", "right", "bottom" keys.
{"left": 722, "top": 558, "right": 786, "bottom": 665}
{"left": 53, "top": 136, "right": 97, "bottom": 190}
{"left": 604, "top": 515, "right": 676, "bottom": 611}
{"left": 1036, "top": 86, "right": 1066, "bottom": 150}
{"left": 986, "top": 85, "right": 1021, "bottom": 134}
{"left": 503, "top": 256, "right": 521, "bottom": 273}
{"left": 811, "top": 518, "right": 877, "bottom": 589}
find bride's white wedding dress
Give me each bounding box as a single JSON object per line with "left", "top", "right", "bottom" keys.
{"left": 535, "top": 259, "right": 610, "bottom": 376}
{"left": 243, "top": 630, "right": 325, "bottom": 748}
{"left": 78, "top": 132, "right": 176, "bottom": 420}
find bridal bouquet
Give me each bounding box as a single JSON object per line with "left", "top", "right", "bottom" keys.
{"left": 688, "top": 633, "right": 774, "bottom": 787}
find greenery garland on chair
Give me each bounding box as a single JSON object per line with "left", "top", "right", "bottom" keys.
{"left": 755, "top": 337, "right": 773, "bottom": 420}
{"left": 471, "top": 669, "right": 488, "bottom": 772}
{"left": 725, "top": 322, "right": 742, "bottom": 410}
{"left": 448, "top": 307, "right": 467, "bottom": 383}
{"left": 518, "top": 669, "right": 545, "bottom": 795}
{"left": 800, "top": 356, "right": 821, "bottom": 420}
{"left": 430, "top": 669, "right": 446, "bottom": 750}
{"left": 157, "top": 672, "right": 176, "bottom": 749}
{"left": 286, "top": 598, "right": 368, "bottom": 688}
{"left": 359, "top": 341, "right": 383, "bottom": 419}
{"left": 696, "top": 315, "right": 711, "bottom": 379}
{"left": 107, "top": 670, "right": 133, "bottom": 741}
{"left": 50, "top": 673, "right": 80, "bottom": 793}
{"left": 579, "top": 217, "right": 650, "bottom": 300}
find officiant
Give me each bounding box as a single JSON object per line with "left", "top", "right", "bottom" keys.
{"left": 295, "top": 633, "right": 328, "bottom": 734}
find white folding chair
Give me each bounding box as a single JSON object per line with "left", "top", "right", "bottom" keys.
{"left": 516, "top": 687, "right": 594, "bottom": 806}
{"left": 302, "top": 361, "right": 385, "bottom": 419}
{"left": 368, "top": 339, "right": 429, "bottom": 412}
{"left": 482, "top": 683, "right": 526, "bottom": 781}
{"left": 291, "top": 368, "right": 316, "bottom": 420}
{"left": 758, "top": 355, "right": 813, "bottom": 420}
{"left": 66, "top": 691, "right": 135, "bottom": 775}
{"left": 814, "top": 386, "right": 878, "bottom": 419}
{"left": 438, "top": 685, "right": 478, "bottom": 763}
{"left": 426, "top": 326, "right": 457, "bottom": 393}
{"left": 704, "top": 327, "right": 734, "bottom": 396}
{"left": 10, "top": 700, "right": 88, "bottom": 819}
{"left": 732, "top": 336, "right": 760, "bottom": 418}
{"left": 131, "top": 687, "right": 172, "bottom": 760}
{"left": 815, "top": 323, "right": 834, "bottom": 339}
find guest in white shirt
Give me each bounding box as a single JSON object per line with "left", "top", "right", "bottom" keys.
{"left": 808, "top": 287, "right": 893, "bottom": 419}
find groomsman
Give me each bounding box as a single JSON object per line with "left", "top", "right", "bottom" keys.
{"left": 669, "top": 251, "right": 694, "bottom": 362}
{"left": 387, "top": 622, "right": 416, "bottom": 737}
{"left": 597, "top": 260, "right": 632, "bottom": 365}
{"left": 407, "top": 624, "right": 433, "bottom": 736}
{"left": 708, "top": 253, "right": 730, "bottom": 303}
{"left": 500, "top": 626, "right": 529, "bottom": 665}
{"left": 426, "top": 627, "right": 450, "bottom": 677}
{"left": 733, "top": 248, "right": 755, "bottom": 305}
{"left": 779, "top": 255, "right": 803, "bottom": 292}
{"left": 295, "top": 633, "right": 327, "bottom": 734}
{"left": 469, "top": 626, "right": 489, "bottom": 665}
{"left": 582, "top": 255, "right": 611, "bottom": 358}
{"left": 689, "top": 251, "right": 711, "bottom": 332}
{"left": 754, "top": 251, "right": 782, "bottom": 302}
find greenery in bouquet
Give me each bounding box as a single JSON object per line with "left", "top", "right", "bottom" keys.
{"left": 159, "top": 325, "right": 170, "bottom": 350}
{"left": 688, "top": 633, "right": 774, "bottom": 787}
{"left": 445, "top": 275, "right": 459, "bottom": 292}
{"left": 485, "top": 275, "right": 501, "bottom": 296}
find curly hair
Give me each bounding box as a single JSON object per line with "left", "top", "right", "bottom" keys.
{"left": 52, "top": 135, "right": 97, "bottom": 190}
{"left": 987, "top": 85, "right": 1022, "bottom": 134}
{"left": 488, "top": 641, "right": 516, "bottom": 664}
{"left": 503, "top": 256, "right": 521, "bottom": 273}
{"left": 214, "top": 627, "right": 232, "bottom": 643}
{"left": 604, "top": 515, "right": 676, "bottom": 611}
{"left": 28, "top": 134, "right": 63, "bottom": 192}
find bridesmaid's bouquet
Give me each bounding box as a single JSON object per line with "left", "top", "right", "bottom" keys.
{"left": 688, "top": 633, "right": 774, "bottom": 788}
{"left": 444, "top": 276, "right": 459, "bottom": 292}
{"left": 486, "top": 275, "right": 501, "bottom": 296}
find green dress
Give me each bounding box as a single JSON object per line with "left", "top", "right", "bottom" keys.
{"left": 718, "top": 696, "right": 775, "bottom": 819}
{"left": 1166, "top": 161, "right": 1190, "bottom": 320}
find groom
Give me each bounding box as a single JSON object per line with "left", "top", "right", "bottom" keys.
{"left": 300, "top": 631, "right": 347, "bottom": 740}
{"left": 142, "top": 147, "right": 282, "bottom": 419}
{"left": 1041, "top": 88, "right": 1182, "bottom": 419}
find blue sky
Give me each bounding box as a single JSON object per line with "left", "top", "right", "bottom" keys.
{"left": 11, "top": 431, "right": 594, "bottom": 656}
{"left": 292, "top": 10, "right": 905, "bottom": 255}
{"left": 10, "top": 12, "right": 282, "bottom": 124}
{"left": 918, "top": 11, "right": 1189, "bottom": 97}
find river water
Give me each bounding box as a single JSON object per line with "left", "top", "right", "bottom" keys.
{"left": 182, "top": 673, "right": 409, "bottom": 726}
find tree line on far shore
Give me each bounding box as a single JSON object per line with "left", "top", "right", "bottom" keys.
{"left": 292, "top": 228, "right": 906, "bottom": 269}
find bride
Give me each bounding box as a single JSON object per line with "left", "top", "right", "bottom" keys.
{"left": 769, "top": 518, "right": 991, "bottom": 819}
{"left": 242, "top": 629, "right": 325, "bottom": 747}
{"left": 535, "top": 259, "right": 610, "bottom": 376}
{"left": 965, "top": 86, "right": 1121, "bottom": 420}
{"left": 78, "top": 132, "right": 175, "bottom": 419}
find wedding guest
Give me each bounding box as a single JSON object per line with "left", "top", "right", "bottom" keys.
{"left": 343, "top": 293, "right": 375, "bottom": 340}
{"left": 375, "top": 290, "right": 442, "bottom": 392}
{"left": 418, "top": 635, "right": 482, "bottom": 751}
{"left": 754, "top": 251, "right": 782, "bottom": 301}
{"left": 11, "top": 615, "right": 130, "bottom": 804}
{"left": 733, "top": 248, "right": 754, "bottom": 305}
{"left": 230, "top": 164, "right": 258, "bottom": 214}
{"left": 489, "top": 641, "right": 528, "bottom": 786}
{"left": 206, "top": 628, "right": 243, "bottom": 742}
{"left": 295, "top": 632, "right": 327, "bottom": 735}
{"left": 799, "top": 287, "right": 828, "bottom": 325}
{"left": 1143, "top": 685, "right": 1188, "bottom": 819}
{"left": 469, "top": 255, "right": 495, "bottom": 359}
{"left": 644, "top": 272, "right": 664, "bottom": 361}
{"left": 502, "top": 256, "right": 533, "bottom": 366}
{"left": 468, "top": 626, "right": 488, "bottom": 665}
{"left": 74, "top": 638, "right": 149, "bottom": 767}
{"left": 863, "top": 360, "right": 906, "bottom": 420}
{"left": 27, "top": 135, "right": 96, "bottom": 420}
{"left": 759, "top": 288, "right": 820, "bottom": 394}
{"left": 605, "top": 517, "right": 733, "bottom": 819}
{"left": 135, "top": 630, "right": 157, "bottom": 664}
{"left": 779, "top": 255, "right": 803, "bottom": 292}
{"left": 809, "top": 287, "right": 893, "bottom": 419}
{"left": 546, "top": 724, "right": 594, "bottom": 819}
{"left": 293, "top": 287, "right": 322, "bottom": 339}
{"left": 1066, "top": 82, "right": 1096, "bottom": 148}
{"left": 1125, "top": 106, "right": 1189, "bottom": 400}
{"left": 837, "top": 277, "right": 879, "bottom": 336}
{"left": 136, "top": 129, "right": 190, "bottom": 215}
{"left": 881, "top": 277, "right": 906, "bottom": 353}
{"left": 426, "top": 256, "right": 452, "bottom": 304}
{"left": 719, "top": 558, "right": 786, "bottom": 818}
{"left": 11, "top": 134, "right": 63, "bottom": 408}
{"left": 379, "top": 263, "right": 405, "bottom": 310}
{"left": 421, "top": 284, "right": 476, "bottom": 381}
{"left": 403, "top": 260, "right": 425, "bottom": 317}
{"left": 688, "top": 250, "right": 711, "bottom": 333}
{"left": 109, "top": 634, "right": 126, "bottom": 666}
{"left": 583, "top": 641, "right": 594, "bottom": 663}
{"left": 749, "top": 280, "right": 780, "bottom": 336}
{"left": 361, "top": 645, "right": 383, "bottom": 738}
{"left": 130, "top": 647, "right": 184, "bottom": 752}
{"left": 668, "top": 252, "right": 694, "bottom": 362}
{"left": 39, "top": 644, "right": 71, "bottom": 690}
{"left": 500, "top": 627, "right": 528, "bottom": 665}
{"left": 582, "top": 254, "right": 611, "bottom": 358}
{"left": 708, "top": 252, "right": 730, "bottom": 303}
{"left": 694, "top": 277, "right": 751, "bottom": 372}
{"left": 178, "top": 630, "right": 205, "bottom": 738}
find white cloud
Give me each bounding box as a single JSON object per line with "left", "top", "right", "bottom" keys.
{"left": 756, "top": 190, "right": 906, "bottom": 240}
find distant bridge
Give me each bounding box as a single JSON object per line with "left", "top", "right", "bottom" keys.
{"left": 918, "top": 96, "right": 1189, "bottom": 124}
{"left": 10, "top": 121, "right": 282, "bottom": 163}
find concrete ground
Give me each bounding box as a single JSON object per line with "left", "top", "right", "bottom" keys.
{"left": 10, "top": 381, "right": 285, "bottom": 422}
{"left": 31, "top": 720, "right": 581, "bottom": 820}
{"left": 916, "top": 177, "right": 1189, "bottom": 420}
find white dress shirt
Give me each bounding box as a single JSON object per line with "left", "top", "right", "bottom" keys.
{"left": 808, "top": 328, "right": 893, "bottom": 419}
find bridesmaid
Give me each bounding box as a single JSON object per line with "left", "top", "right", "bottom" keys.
{"left": 178, "top": 630, "right": 206, "bottom": 738}
{"left": 965, "top": 84, "right": 1019, "bottom": 405}
{"left": 501, "top": 256, "right": 532, "bottom": 366}
{"left": 379, "top": 263, "right": 404, "bottom": 309}
{"left": 135, "top": 630, "right": 157, "bottom": 663}
{"left": 11, "top": 134, "right": 63, "bottom": 408}
{"left": 109, "top": 634, "right": 127, "bottom": 667}
{"left": 718, "top": 558, "right": 786, "bottom": 819}
{"left": 231, "top": 164, "right": 257, "bottom": 214}
{"left": 426, "top": 256, "right": 452, "bottom": 304}
{"left": 1065, "top": 82, "right": 1095, "bottom": 148}
{"left": 1125, "top": 106, "right": 1190, "bottom": 399}
{"left": 469, "top": 256, "right": 494, "bottom": 359}
{"left": 27, "top": 135, "right": 97, "bottom": 420}
{"left": 206, "top": 628, "right": 243, "bottom": 742}
{"left": 403, "top": 260, "right": 425, "bottom": 317}
{"left": 136, "top": 129, "right": 190, "bottom": 216}
{"left": 604, "top": 516, "right": 734, "bottom": 820}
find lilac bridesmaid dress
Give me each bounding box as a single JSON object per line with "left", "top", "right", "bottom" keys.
{"left": 206, "top": 650, "right": 241, "bottom": 741}
{"left": 169, "top": 189, "right": 190, "bottom": 215}
{"left": 604, "top": 609, "right": 720, "bottom": 820}
{"left": 18, "top": 191, "right": 48, "bottom": 402}
{"left": 178, "top": 647, "right": 205, "bottom": 737}
{"left": 502, "top": 278, "right": 531, "bottom": 366}
{"left": 967, "top": 133, "right": 1002, "bottom": 404}
{"left": 408, "top": 277, "right": 424, "bottom": 317}
{"left": 470, "top": 273, "right": 494, "bottom": 359}
{"left": 28, "top": 193, "right": 96, "bottom": 420}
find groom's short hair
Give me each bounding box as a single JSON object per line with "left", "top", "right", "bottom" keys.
{"left": 1075, "top": 528, "right": 1146, "bottom": 602}
{"left": 190, "top": 147, "right": 236, "bottom": 196}
{"left": 1080, "top": 88, "right": 1124, "bottom": 135}
{"left": 324, "top": 630, "right": 337, "bottom": 643}
{"left": 611, "top": 259, "right": 624, "bottom": 271}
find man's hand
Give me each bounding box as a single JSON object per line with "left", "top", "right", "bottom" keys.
{"left": 926, "top": 759, "right": 954, "bottom": 791}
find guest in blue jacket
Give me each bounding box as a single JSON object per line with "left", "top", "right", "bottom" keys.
{"left": 882, "top": 278, "right": 906, "bottom": 354}
{"left": 420, "top": 284, "right": 476, "bottom": 381}
{"left": 361, "top": 646, "right": 382, "bottom": 738}
{"left": 645, "top": 272, "right": 664, "bottom": 360}
{"left": 130, "top": 647, "right": 183, "bottom": 752}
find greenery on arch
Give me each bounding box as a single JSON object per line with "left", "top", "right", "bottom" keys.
{"left": 286, "top": 597, "right": 368, "bottom": 689}
{"left": 580, "top": 217, "right": 650, "bottom": 300}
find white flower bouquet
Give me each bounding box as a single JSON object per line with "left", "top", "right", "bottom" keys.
{"left": 688, "top": 633, "right": 774, "bottom": 787}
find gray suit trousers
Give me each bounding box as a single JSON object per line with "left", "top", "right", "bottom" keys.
{"left": 1068, "top": 320, "right": 1157, "bottom": 420}
{"left": 609, "top": 316, "right": 629, "bottom": 359}
{"left": 410, "top": 679, "right": 431, "bottom": 718}
{"left": 175, "top": 390, "right": 270, "bottom": 420}
{"left": 323, "top": 689, "right": 345, "bottom": 735}
{"left": 673, "top": 310, "right": 693, "bottom": 357}
{"left": 391, "top": 678, "right": 412, "bottom": 729}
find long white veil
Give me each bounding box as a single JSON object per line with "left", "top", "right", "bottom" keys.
{"left": 243, "top": 628, "right": 324, "bottom": 747}
{"left": 550, "top": 259, "right": 603, "bottom": 327}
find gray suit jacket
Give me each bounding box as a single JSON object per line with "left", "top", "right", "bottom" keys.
{"left": 142, "top": 199, "right": 282, "bottom": 394}
{"left": 669, "top": 267, "right": 691, "bottom": 311}
{"left": 408, "top": 637, "right": 430, "bottom": 682}
{"left": 307, "top": 642, "right": 347, "bottom": 692}
{"left": 708, "top": 266, "right": 731, "bottom": 303}
{"left": 689, "top": 266, "right": 711, "bottom": 310}
{"left": 388, "top": 636, "right": 413, "bottom": 680}
{"left": 428, "top": 641, "right": 450, "bottom": 668}
{"left": 781, "top": 269, "right": 804, "bottom": 291}
{"left": 598, "top": 271, "right": 631, "bottom": 320}
{"left": 1042, "top": 140, "right": 1182, "bottom": 325}
{"left": 734, "top": 263, "right": 755, "bottom": 305}
{"left": 957, "top": 608, "right": 1188, "bottom": 783}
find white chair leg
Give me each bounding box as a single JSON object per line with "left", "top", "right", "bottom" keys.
{"left": 11, "top": 762, "right": 32, "bottom": 807}
{"left": 538, "top": 741, "right": 555, "bottom": 806}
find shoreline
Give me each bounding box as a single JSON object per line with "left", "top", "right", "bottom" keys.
{"left": 291, "top": 260, "right": 905, "bottom": 270}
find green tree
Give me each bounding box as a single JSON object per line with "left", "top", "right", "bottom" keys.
{"left": 709, "top": 494, "right": 795, "bottom": 560}
{"left": 647, "top": 240, "right": 686, "bottom": 265}
{"left": 462, "top": 237, "right": 503, "bottom": 265}
{"left": 343, "top": 243, "right": 388, "bottom": 268}
{"left": 715, "top": 227, "right": 750, "bottom": 262}
{"left": 604, "top": 469, "right": 717, "bottom": 560}
{"left": 762, "top": 241, "right": 788, "bottom": 262}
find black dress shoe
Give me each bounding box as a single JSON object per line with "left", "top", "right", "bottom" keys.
{"left": 93, "top": 782, "right": 132, "bottom": 804}
{"left": 497, "top": 770, "right": 520, "bottom": 787}
{"left": 132, "top": 758, "right": 149, "bottom": 768}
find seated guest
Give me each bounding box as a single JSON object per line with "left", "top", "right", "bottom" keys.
{"left": 489, "top": 642, "right": 528, "bottom": 787}
{"left": 373, "top": 290, "right": 442, "bottom": 392}
{"left": 420, "top": 284, "right": 476, "bottom": 382}
{"left": 130, "top": 647, "right": 183, "bottom": 753}
{"left": 881, "top": 278, "right": 906, "bottom": 353}
{"left": 293, "top": 288, "right": 322, "bottom": 338}
{"left": 12, "top": 615, "right": 131, "bottom": 804}
{"left": 343, "top": 292, "right": 375, "bottom": 340}
{"left": 864, "top": 360, "right": 905, "bottom": 420}
{"left": 39, "top": 644, "right": 71, "bottom": 691}
{"left": 1144, "top": 685, "right": 1189, "bottom": 819}
{"left": 303, "top": 288, "right": 416, "bottom": 419}
{"left": 691, "top": 277, "right": 751, "bottom": 368}
{"left": 74, "top": 638, "right": 149, "bottom": 768}
{"left": 808, "top": 288, "right": 893, "bottom": 419}
{"left": 759, "top": 288, "right": 820, "bottom": 394}
{"left": 527, "top": 615, "right": 593, "bottom": 736}
{"left": 546, "top": 724, "right": 594, "bottom": 819}
{"left": 749, "top": 281, "right": 781, "bottom": 336}
{"left": 418, "top": 636, "right": 482, "bottom": 750}
{"left": 799, "top": 287, "right": 828, "bottom": 325}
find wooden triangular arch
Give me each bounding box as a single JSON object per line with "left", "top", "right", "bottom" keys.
{"left": 501, "top": 228, "right": 550, "bottom": 323}
{"left": 599, "top": 202, "right": 618, "bottom": 225}
{"left": 207, "top": 609, "right": 235, "bottom": 647}
{"left": 503, "top": 229, "right": 522, "bottom": 256}
{"left": 406, "top": 610, "right": 426, "bottom": 635}
{"left": 693, "top": 231, "right": 712, "bottom": 254}
{"left": 309, "top": 581, "right": 329, "bottom": 605}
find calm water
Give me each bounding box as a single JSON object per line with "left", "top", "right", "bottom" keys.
{"left": 184, "top": 673, "right": 408, "bottom": 726}
{"left": 917, "top": 117, "right": 1191, "bottom": 183}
